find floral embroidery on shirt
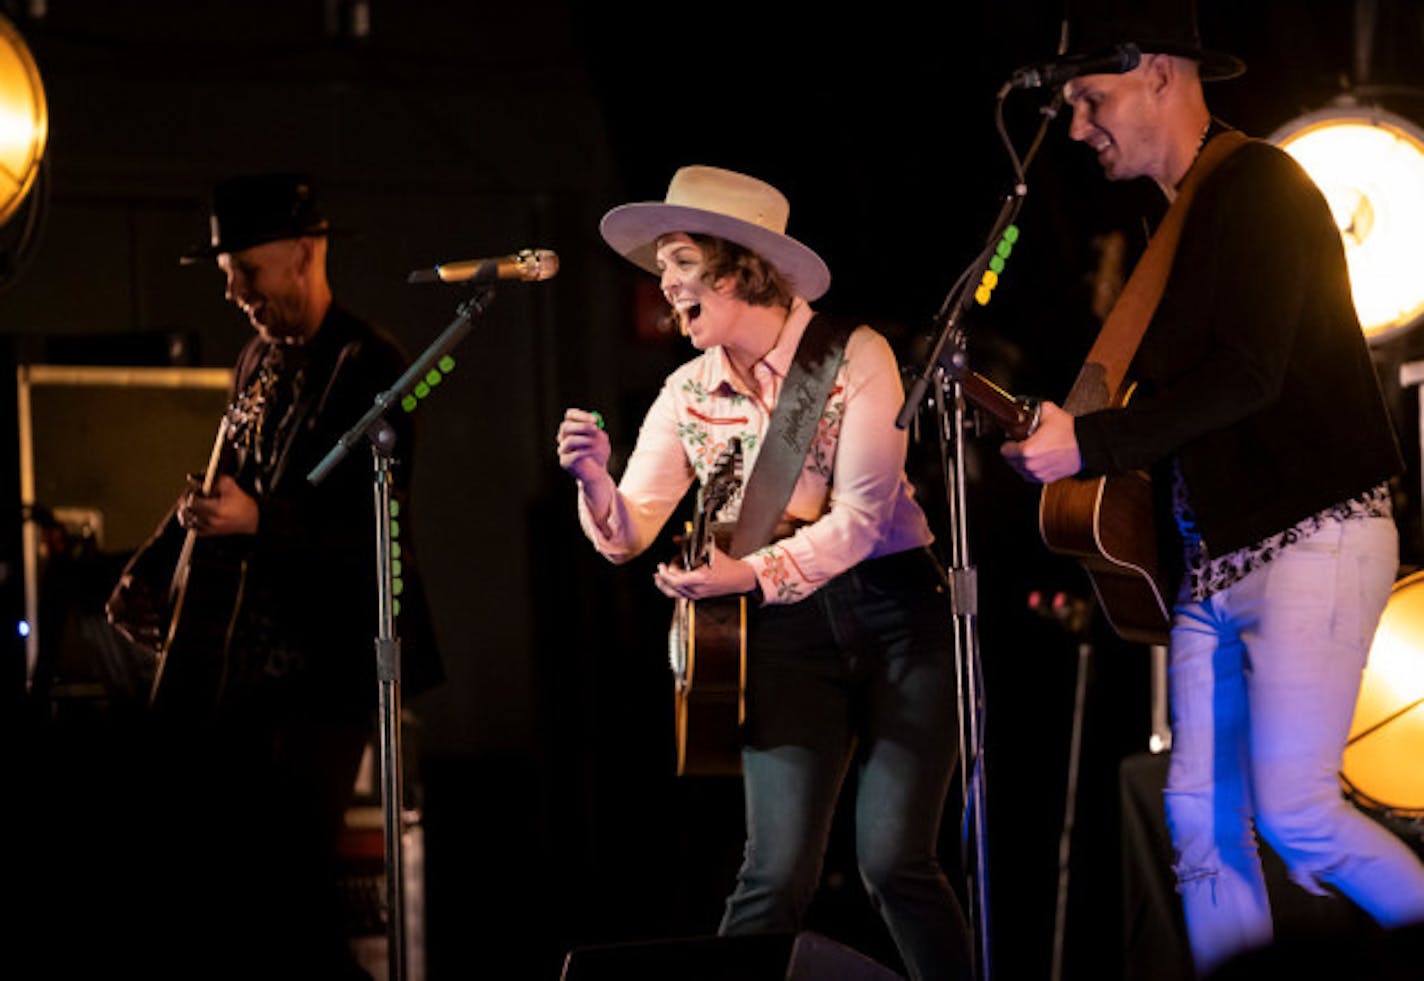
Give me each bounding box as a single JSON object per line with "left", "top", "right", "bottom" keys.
{"left": 681, "top": 378, "right": 746, "bottom": 405}
{"left": 677, "top": 420, "right": 712, "bottom": 451}
{"left": 752, "top": 545, "right": 803, "bottom": 603}
{"left": 681, "top": 422, "right": 758, "bottom": 479}
{"left": 804, "top": 390, "right": 845, "bottom": 480}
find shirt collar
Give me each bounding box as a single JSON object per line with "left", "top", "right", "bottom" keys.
{"left": 708, "top": 296, "right": 814, "bottom": 394}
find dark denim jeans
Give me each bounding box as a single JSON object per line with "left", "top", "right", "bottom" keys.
{"left": 718, "top": 547, "right": 971, "bottom": 981}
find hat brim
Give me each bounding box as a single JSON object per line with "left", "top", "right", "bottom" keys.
{"left": 1140, "top": 42, "right": 1245, "bottom": 81}
{"left": 600, "top": 202, "right": 831, "bottom": 301}
{"left": 1058, "top": 39, "right": 1245, "bottom": 82}
{"left": 178, "top": 224, "right": 345, "bottom": 265}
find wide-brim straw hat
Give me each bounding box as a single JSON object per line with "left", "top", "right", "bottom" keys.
{"left": 599, "top": 165, "right": 831, "bottom": 301}
{"left": 1060, "top": 0, "right": 1244, "bottom": 82}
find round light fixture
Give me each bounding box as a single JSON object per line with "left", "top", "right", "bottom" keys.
{"left": 0, "top": 13, "right": 46, "bottom": 227}
{"left": 1270, "top": 104, "right": 1424, "bottom": 345}
{"left": 1342, "top": 569, "right": 1424, "bottom": 821}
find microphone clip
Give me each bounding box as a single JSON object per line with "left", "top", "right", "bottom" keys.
{"left": 1009, "top": 43, "right": 1142, "bottom": 91}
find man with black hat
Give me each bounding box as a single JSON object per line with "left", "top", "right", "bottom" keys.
{"left": 1000, "top": 1, "right": 1424, "bottom": 976}
{"left": 108, "top": 173, "right": 440, "bottom": 977}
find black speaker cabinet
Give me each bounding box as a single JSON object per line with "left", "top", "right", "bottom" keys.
{"left": 1120, "top": 751, "right": 1384, "bottom": 981}
{"left": 561, "top": 930, "right": 904, "bottom": 981}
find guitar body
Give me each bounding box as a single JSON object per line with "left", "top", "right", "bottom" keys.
{"left": 668, "top": 445, "right": 747, "bottom": 777}
{"left": 1040, "top": 468, "right": 1170, "bottom": 646}
{"left": 946, "top": 361, "right": 1171, "bottom": 645}
{"left": 150, "top": 536, "right": 249, "bottom": 717}
{"left": 671, "top": 594, "right": 746, "bottom": 776}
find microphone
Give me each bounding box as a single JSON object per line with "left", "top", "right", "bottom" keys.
{"left": 407, "top": 248, "right": 559, "bottom": 285}
{"left": 1009, "top": 43, "right": 1142, "bottom": 90}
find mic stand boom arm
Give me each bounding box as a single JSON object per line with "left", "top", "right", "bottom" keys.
{"left": 308, "top": 286, "right": 496, "bottom": 981}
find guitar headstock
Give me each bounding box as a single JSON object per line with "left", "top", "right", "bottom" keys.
{"left": 685, "top": 438, "right": 743, "bottom": 569}
{"left": 702, "top": 438, "right": 744, "bottom": 515}
{"left": 224, "top": 347, "right": 286, "bottom": 448}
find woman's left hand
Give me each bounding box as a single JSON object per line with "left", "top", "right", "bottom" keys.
{"left": 654, "top": 544, "right": 757, "bottom": 600}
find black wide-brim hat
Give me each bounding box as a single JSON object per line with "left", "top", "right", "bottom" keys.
{"left": 1060, "top": 0, "right": 1245, "bottom": 81}
{"left": 180, "top": 172, "right": 343, "bottom": 264}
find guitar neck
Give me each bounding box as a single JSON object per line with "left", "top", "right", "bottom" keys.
{"left": 169, "top": 416, "right": 231, "bottom": 605}
{"left": 955, "top": 370, "right": 1039, "bottom": 440}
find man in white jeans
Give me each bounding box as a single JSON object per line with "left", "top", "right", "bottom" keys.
{"left": 1163, "top": 511, "right": 1417, "bottom": 971}
{"left": 1000, "top": 0, "right": 1424, "bottom": 975}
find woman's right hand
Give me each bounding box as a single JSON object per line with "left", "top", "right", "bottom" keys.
{"left": 557, "top": 408, "right": 611, "bottom": 486}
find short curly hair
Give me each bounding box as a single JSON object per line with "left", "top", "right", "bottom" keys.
{"left": 658, "top": 233, "right": 795, "bottom": 310}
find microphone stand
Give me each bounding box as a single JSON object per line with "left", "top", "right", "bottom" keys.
{"left": 309, "top": 286, "right": 496, "bottom": 981}
{"left": 896, "top": 83, "right": 1061, "bottom": 981}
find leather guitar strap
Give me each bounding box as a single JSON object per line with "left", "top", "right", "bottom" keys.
{"left": 1063, "top": 130, "right": 1251, "bottom": 415}
{"left": 729, "top": 313, "right": 854, "bottom": 559}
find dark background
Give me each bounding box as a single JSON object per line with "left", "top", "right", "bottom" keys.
{"left": 6, "top": 1, "right": 1424, "bottom": 978}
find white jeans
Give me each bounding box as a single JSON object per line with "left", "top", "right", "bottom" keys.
{"left": 1163, "top": 515, "right": 1424, "bottom": 976}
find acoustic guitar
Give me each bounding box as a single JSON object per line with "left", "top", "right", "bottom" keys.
{"left": 668, "top": 439, "right": 746, "bottom": 777}
{"left": 1007, "top": 132, "right": 1252, "bottom": 646}
{"left": 948, "top": 365, "right": 1171, "bottom": 645}
{"left": 147, "top": 364, "right": 277, "bottom": 711}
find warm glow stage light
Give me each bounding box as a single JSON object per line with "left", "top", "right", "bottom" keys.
{"left": 1342, "top": 570, "right": 1424, "bottom": 819}
{"left": 1271, "top": 105, "right": 1424, "bottom": 345}
{"left": 0, "top": 14, "right": 44, "bottom": 227}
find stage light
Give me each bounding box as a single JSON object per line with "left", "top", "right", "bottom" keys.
{"left": 1270, "top": 104, "right": 1424, "bottom": 345}
{"left": 1342, "top": 570, "right": 1424, "bottom": 819}
{"left": 0, "top": 13, "right": 46, "bottom": 226}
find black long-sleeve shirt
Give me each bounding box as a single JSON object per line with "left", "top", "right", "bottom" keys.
{"left": 1075, "top": 137, "right": 1402, "bottom": 557}
{"left": 226, "top": 303, "right": 442, "bottom": 719}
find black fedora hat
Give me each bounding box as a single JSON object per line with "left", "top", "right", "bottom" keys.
{"left": 1060, "top": 0, "right": 1245, "bottom": 81}
{"left": 180, "top": 172, "right": 341, "bottom": 264}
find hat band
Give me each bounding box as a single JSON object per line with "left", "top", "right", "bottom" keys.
{"left": 209, "top": 215, "right": 332, "bottom": 249}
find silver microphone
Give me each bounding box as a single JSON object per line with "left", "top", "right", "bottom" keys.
{"left": 407, "top": 248, "right": 559, "bottom": 285}
{"left": 1009, "top": 43, "right": 1142, "bottom": 90}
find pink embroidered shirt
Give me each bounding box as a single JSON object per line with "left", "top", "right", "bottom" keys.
{"left": 579, "top": 298, "right": 934, "bottom": 604}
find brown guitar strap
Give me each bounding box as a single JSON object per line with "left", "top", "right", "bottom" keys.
{"left": 1062, "top": 130, "right": 1251, "bottom": 415}
{"left": 729, "top": 314, "right": 854, "bottom": 559}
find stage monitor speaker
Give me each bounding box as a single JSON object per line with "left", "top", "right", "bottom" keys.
{"left": 560, "top": 930, "right": 903, "bottom": 981}
{"left": 1120, "top": 751, "right": 1379, "bottom": 981}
